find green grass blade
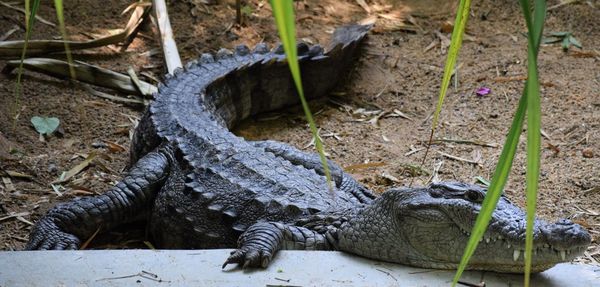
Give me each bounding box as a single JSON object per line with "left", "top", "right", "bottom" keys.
{"left": 269, "top": 0, "right": 332, "bottom": 189}
{"left": 430, "top": 0, "right": 471, "bottom": 132}
{"left": 53, "top": 0, "right": 75, "bottom": 79}
{"left": 519, "top": 0, "right": 546, "bottom": 285}
{"left": 452, "top": 1, "right": 546, "bottom": 285}
{"left": 13, "top": 0, "right": 41, "bottom": 125}
{"left": 420, "top": 0, "right": 471, "bottom": 178}
{"left": 451, "top": 85, "right": 527, "bottom": 287}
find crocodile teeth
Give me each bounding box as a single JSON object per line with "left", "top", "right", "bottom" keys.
{"left": 485, "top": 237, "right": 491, "bottom": 244}
{"left": 560, "top": 250, "right": 566, "bottom": 261}
{"left": 513, "top": 250, "right": 521, "bottom": 261}
{"left": 507, "top": 243, "right": 511, "bottom": 249}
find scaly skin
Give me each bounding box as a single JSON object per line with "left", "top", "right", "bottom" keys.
{"left": 25, "top": 24, "right": 591, "bottom": 273}
{"left": 334, "top": 183, "right": 591, "bottom": 273}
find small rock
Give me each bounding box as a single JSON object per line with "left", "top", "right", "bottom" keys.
{"left": 92, "top": 142, "right": 107, "bottom": 149}
{"left": 47, "top": 163, "right": 58, "bottom": 174}
{"left": 582, "top": 148, "right": 594, "bottom": 158}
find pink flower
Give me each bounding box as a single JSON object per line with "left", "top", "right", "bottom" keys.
{"left": 476, "top": 87, "right": 491, "bottom": 96}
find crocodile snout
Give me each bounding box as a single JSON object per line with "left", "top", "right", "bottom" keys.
{"left": 543, "top": 219, "right": 591, "bottom": 250}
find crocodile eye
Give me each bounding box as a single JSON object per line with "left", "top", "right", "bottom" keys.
{"left": 465, "top": 189, "right": 483, "bottom": 202}
{"left": 429, "top": 189, "right": 442, "bottom": 198}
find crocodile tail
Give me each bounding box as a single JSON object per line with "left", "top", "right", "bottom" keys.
{"left": 203, "top": 24, "right": 372, "bottom": 128}
{"left": 141, "top": 24, "right": 371, "bottom": 163}
{"left": 326, "top": 24, "right": 373, "bottom": 53}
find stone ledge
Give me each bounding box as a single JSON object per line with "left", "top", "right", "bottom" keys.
{"left": 0, "top": 250, "right": 597, "bottom": 286}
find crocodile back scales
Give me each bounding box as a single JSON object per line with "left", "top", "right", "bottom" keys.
{"left": 135, "top": 25, "right": 370, "bottom": 247}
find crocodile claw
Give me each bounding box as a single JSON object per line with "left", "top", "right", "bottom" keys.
{"left": 25, "top": 217, "right": 81, "bottom": 250}
{"left": 222, "top": 248, "right": 273, "bottom": 269}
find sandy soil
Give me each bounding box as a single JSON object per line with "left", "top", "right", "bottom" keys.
{"left": 0, "top": 0, "right": 598, "bottom": 265}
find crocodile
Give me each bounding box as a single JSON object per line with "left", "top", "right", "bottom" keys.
{"left": 25, "top": 24, "right": 590, "bottom": 273}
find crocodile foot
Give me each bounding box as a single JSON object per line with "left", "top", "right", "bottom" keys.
{"left": 222, "top": 247, "right": 274, "bottom": 269}
{"left": 25, "top": 217, "right": 80, "bottom": 250}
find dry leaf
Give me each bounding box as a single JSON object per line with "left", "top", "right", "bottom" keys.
{"left": 104, "top": 140, "right": 126, "bottom": 153}
{"left": 53, "top": 153, "right": 97, "bottom": 184}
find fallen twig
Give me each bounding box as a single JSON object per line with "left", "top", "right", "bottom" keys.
{"left": 432, "top": 138, "right": 498, "bottom": 148}
{"left": 0, "top": 5, "right": 150, "bottom": 58}
{"left": 540, "top": 129, "right": 552, "bottom": 140}
{"left": 0, "top": 25, "right": 20, "bottom": 41}
{"left": 3, "top": 170, "right": 33, "bottom": 180}
{"left": 0, "top": 1, "right": 56, "bottom": 27}
{"left": 121, "top": 2, "right": 152, "bottom": 51}
{"left": 0, "top": 212, "right": 29, "bottom": 223}
{"left": 344, "top": 162, "right": 387, "bottom": 172}
{"left": 404, "top": 146, "right": 425, "bottom": 156}
{"left": 15, "top": 216, "right": 34, "bottom": 226}
{"left": 548, "top": 0, "right": 581, "bottom": 11}
{"left": 437, "top": 151, "right": 480, "bottom": 165}
{"left": 1, "top": 176, "right": 15, "bottom": 192}
{"left": 80, "top": 225, "right": 102, "bottom": 250}
{"left": 493, "top": 75, "right": 555, "bottom": 87}
{"left": 355, "top": 0, "right": 371, "bottom": 13}
{"left": 127, "top": 66, "right": 153, "bottom": 96}
{"left": 96, "top": 271, "right": 169, "bottom": 283}
{"left": 81, "top": 84, "right": 146, "bottom": 105}
{"left": 387, "top": 109, "right": 412, "bottom": 120}
{"left": 583, "top": 186, "right": 600, "bottom": 195}
{"left": 152, "top": 0, "right": 182, "bottom": 73}
{"left": 3, "top": 58, "right": 157, "bottom": 96}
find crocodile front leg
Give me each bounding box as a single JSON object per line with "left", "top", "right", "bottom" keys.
{"left": 252, "top": 140, "right": 376, "bottom": 203}
{"left": 25, "top": 147, "right": 172, "bottom": 250}
{"left": 222, "top": 222, "right": 333, "bottom": 269}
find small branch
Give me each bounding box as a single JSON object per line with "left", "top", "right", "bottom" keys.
{"left": 236, "top": 0, "right": 242, "bottom": 25}
{"left": 0, "top": 5, "right": 150, "bottom": 58}
{"left": 432, "top": 138, "right": 498, "bottom": 148}
{"left": 3, "top": 58, "right": 157, "bottom": 96}
{"left": 437, "top": 151, "right": 480, "bottom": 165}
{"left": 127, "top": 66, "right": 153, "bottom": 97}
{"left": 80, "top": 225, "right": 102, "bottom": 250}
{"left": 81, "top": 84, "right": 146, "bottom": 106}
{"left": 0, "top": 25, "right": 20, "bottom": 41}
{"left": 152, "top": 0, "right": 182, "bottom": 74}
{"left": 548, "top": 0, "right": 581, "bottom": 11}
{"left": 404, "top": 146, "right": 425, "bottom": 156}
{"left": 120, "top": 2, "right": 153, "bottom": 52}
{"left": 0, "top": 212, "right": 29, "bottom": 223}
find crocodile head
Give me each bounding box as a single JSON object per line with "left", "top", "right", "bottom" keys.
{"left": 337, "top": 182, "right": 591, "bottom": 273}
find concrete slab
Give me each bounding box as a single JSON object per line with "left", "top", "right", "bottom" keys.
{"left": 0, "top": 250, "right": 598, "bottom": 287}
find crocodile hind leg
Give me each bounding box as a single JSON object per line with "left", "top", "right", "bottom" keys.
{"left": 223, "top": 221, "right": 333, "bottom": 268}
{"left": 25, "top": 147, "right": 173, "bottom": 250}
{"left": 252, "top": 140, "right": 376, "bottom": 203}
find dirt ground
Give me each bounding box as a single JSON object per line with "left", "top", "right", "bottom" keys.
{"left": 0, "top": 0, "right": 598, "bottom": 265}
